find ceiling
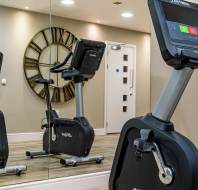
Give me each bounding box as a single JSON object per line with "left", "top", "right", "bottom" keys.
{"left": 0, "top": 0, "right": 151, "bottom": 33}
{"left": 0, "top": 0, "right": 198, "bottom": 33}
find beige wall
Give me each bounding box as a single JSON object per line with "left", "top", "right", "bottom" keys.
{"left": 151, "top": 26, "right": 198, "bottom": 146}
{"left": 0, "top": 6, "right": 150, "bottom": 133}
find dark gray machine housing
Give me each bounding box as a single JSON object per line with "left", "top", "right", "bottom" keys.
{"left": 150, "top": 0, "right": 198, "bottom": 68}
{"left": 71, "top": 39, "right": 105, "bottom": 80}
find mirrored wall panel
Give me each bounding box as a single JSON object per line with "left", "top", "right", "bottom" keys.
{"left": 0, "top": 0, "right": 52, "bottom": 186}
{"left": 0, "top": 0, "right": 151, "bottom": 187}
{"left": 47, "top": 1, "right": 119, "bottom": 178}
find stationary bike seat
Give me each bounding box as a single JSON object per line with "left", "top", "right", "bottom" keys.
{"left": 53, "top": 118, "right": 74, "bottom": 125}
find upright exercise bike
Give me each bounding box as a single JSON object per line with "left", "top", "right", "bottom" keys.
{"left": 26, "top": 39, "right": 106, "bottom": 166}
{"left": 110, "top": 0, "right": 198, "bottom": 189}
{"left": 0, "top": 52, "right": 27, "bottom": 176}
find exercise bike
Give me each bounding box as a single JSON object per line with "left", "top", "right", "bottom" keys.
{"left": 0, "top": 52, "right": 27, "bottom": 176}
{"left": 26, "top": 39, "right": 106, "bottom": 167}
{"left": 110, "top": 0, "right": 198, "bottom": 190}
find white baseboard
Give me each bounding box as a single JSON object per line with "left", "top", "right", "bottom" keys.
{"left": 0, "top": 171, "right": 110, "bottom": 190}
{"left": 8, "top": 132, "right": 43, "bottom": 143}
{"left": 94, "top": 128, "right": 106, "bottom": 135}
{"left": 8, "top": 128, "right": 106, "bottom": 143}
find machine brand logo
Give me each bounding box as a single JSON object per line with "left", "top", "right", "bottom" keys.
{"left": 90, "top": 53, "right": 97, "bottom": 57}
{"left": 62, "top": 132, "right": 72, "bottom": 138}
{"left": 171, "top": 0, "right": 190, "bottom": 6}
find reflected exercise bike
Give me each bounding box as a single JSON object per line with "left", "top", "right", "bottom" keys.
{"left": 26, "top": 39, "right": 106, "bottom": 167}
{"left": 0, "top": 52, "right": 27, "bottom": 176}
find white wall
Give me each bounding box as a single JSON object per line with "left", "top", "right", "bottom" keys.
{"left": 151, "top": 26, "right": 198, "bottom": 146}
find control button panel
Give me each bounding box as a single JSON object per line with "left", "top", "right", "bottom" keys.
{"left": 166, "top": 21, "right": 198, "bottom": 46}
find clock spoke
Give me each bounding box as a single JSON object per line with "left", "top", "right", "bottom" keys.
{"left": 29, "top": 41, "right": 42, "bottom": 56}
{"left": 63, "top": 82, "right": 75, "bottom": 102}
{"left": 65, "top": 32, "right": 77, "bottom": 50}
{"left": 39, "top": 87, "right": 46, "bottom": 99}
{"left": 57, "top": 73, "right": 59, "bottom": 87}
{"left": 24, "top": 57, "right": 39, "bottom": 70}
{"left": 42, "top": 30, "right": 49, "bottom": 47}
{"left": 56, "top": 44, "right": 59, "bottom": 87}
{"left": 51, "top": 87, "right": 61, "bottom": 103}
{"left": 28, "top": 73, "right": 42, "bottom": 88}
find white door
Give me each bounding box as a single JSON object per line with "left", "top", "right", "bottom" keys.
{"left": 105, "top": 43, "right": 136, "bottom": 133}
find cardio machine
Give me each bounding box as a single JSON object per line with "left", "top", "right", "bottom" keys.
{"left": 0, "top": 52, "right": 27, "bottom": 176}
{"left": 26, "top": 39, "right": 106, "bottom": 166}
{"left": 110, "top": 0, "right": 198, "bottom": 190}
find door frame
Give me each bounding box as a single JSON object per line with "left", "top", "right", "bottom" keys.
{"left": 104, "top": 41, "right": 137, "bottom": 133}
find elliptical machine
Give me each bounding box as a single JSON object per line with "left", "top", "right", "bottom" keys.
{"left": 110, "top": 0, "right": 198, "bottom": 190}
{"left": 0, "top": 52, "right": 27, "bottom": 176}
{"left": 26, "top": 39, "right": 106, "bottom": 166}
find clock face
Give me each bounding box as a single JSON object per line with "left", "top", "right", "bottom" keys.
{"left": 24, "top": 27, "right": 78, "bottom": 103}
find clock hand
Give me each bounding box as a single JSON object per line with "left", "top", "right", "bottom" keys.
{"left": 57, "top": 45, "right": 59, "bottom": 63}
{"left": 39, "top": 62, "right": 66, "bottom": 68}
{"left": 39, "top": 62, "right": 53, "bottom": 67}
{"left": 56, "top": 45, "right": 59, "bottom": 87}
{"left": 57, "top": 73, "right": 59, "bottom": 88}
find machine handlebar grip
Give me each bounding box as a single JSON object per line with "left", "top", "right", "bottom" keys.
{"left": 35, "top": 79, "right": 54, "bottom": 85}
{"left": 50, "top": 52, "right": 73, "bottom": 73}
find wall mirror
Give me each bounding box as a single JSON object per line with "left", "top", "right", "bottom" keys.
{"left": 47, "top": 0, "right": 150, "bottom": 181}
{"left": 0, "top": 0, "right": 151, "bottom": 187}
{"left": 0, "top": 0, "right": 52, "bottom": 186}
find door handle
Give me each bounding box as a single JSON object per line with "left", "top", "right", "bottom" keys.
{"left": 130, "top": 69, "right": 134, "bottom": 89}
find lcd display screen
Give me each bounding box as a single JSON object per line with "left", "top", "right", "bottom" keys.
{"left": 162, "top": 1, "right": 198, "bottom": 27}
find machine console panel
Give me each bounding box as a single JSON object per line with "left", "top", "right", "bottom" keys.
{"left": 149, "top": 0, "right": 198, "bottom": 68}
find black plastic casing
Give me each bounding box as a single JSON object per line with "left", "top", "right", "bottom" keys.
{"left": 43, "top": 116, "right": 94, "bottom": 157}
{"left": 0, "top": 111, "right": 9, "bottom": 169}
{"left": 109, "top": 114, "right": 198, "bottom": 190}
{"left": 71, "top": 39, "right": 106, "bottom": 79}
{"left": 149, "top": 0, "right": 198, "bottom": 69}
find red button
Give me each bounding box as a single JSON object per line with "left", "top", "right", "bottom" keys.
{"left": 189, "top": 27, "right": 198, "bottom": 35}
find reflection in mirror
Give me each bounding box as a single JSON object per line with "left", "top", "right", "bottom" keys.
{"left": 48, "top": 37, "right": 109, "bottom": 179}
{"left": 0, "top": 0, "right": 151, "bottom": 187}
{"left": 46, "top": 0, "right": 118, "bottom": 178}
{"left": 0, "top": 0, "right": 51, "bottom": 186}
{"left": 47, "top": 0, "right": 150, "bottom": 181}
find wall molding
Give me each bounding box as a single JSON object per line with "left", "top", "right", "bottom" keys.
{"left": 8, "top": 132, "right": 43, "bottom": 143}
{"left": 8, "top": 128, "right": 106, "bottom": 143}
{"left": 94, "top": 128, "right": 106, "bottom": 136}
{"left": 0, "top": 171, "right": 110, "bottom": 190}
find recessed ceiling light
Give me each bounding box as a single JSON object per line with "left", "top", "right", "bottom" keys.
{"left": 113, "top": 1, "right": 122, "bottom": 5}
{"left": 61, "top": 0, "right": 75, "bottom": 5}
{"left": 25, "top": 6, "right": 29, "bottom": 10}
{"left": 121, "top": 12, "right": 133, "bottom": 18}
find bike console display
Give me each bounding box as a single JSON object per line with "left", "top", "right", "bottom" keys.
{"left": 149, "top": 0, "right": 198, "bottom": 68}
{"left": 68, "top": 39, "right": 106, "bottom": 80}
